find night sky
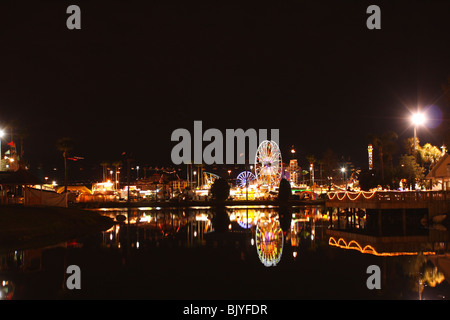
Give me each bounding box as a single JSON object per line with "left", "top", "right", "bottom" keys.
{"left": 0, "top": 1, "right": 448, "bottom": 181}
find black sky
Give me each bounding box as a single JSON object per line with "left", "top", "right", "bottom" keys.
{"left": 0, "top": 0, "right": 448, "bottom": 177}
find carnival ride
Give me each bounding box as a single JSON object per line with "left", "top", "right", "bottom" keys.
{"left": 254, "top": 140, "right": 283, "bottom": 191}
{"left": 236, "top": 171, "right": 256, "bottom": 188}
{"left": 190, "top": 140, "right": 323, "bottom": 200}
{"left": 203, "top": 171, "right": 220, "bottom": 188}
{"left": 205, "top": 140, "right": 285, "bottom": 199}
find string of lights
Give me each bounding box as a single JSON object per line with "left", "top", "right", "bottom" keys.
{"left": 327, "top": 191, "right": 377, "bottom": 201}
{"left": 328, "top": 237, "right": 436, "bottom": 257}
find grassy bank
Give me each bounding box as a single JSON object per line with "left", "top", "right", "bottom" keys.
{"left": 0, "top": 205, "right": 114, "bottom": 253}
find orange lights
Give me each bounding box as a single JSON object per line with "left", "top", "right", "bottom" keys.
{"left": 328, "top": 191, "right": 377, "bottom": 201}
{"left": 328, "top": 237, "right": 436, "bottom": 257}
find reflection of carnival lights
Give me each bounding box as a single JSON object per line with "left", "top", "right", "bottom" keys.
{"left": 237, "top": 219, "right": 253, "bottom": 229}
{"left": 139, "top": 215, "right": 151, "bottom": 223}
{"left": 195, "top": 214, "right": 209, "bottom": 221}
{"left": 328, "top": 237, "right": 436, "bottom": 257}
{"left": 255, "top": 225, "right": 284, "bottom": 267}
{"left": 232, "top": 210, "right": 258, "bottom": 229}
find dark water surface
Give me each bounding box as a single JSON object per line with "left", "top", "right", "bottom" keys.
{"left": 1, "top": 205, "right": 450, "bottom": 300}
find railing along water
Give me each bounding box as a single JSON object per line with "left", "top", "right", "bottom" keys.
{"left": 327, "top": 190, "right": 449, "bottom": 204}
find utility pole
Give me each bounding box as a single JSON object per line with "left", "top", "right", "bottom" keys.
{"left": 127, "top": 157, "right": 131, "bottom": 203}
{"left": 122, "top": 152, "right": 132, "bottom": 203}
{"left": 64, "top": 151, "right": 68, "bottom": 193}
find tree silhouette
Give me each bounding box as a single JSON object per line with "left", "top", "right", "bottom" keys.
{"left": 440, "top": 76, "right": 450, "bottom": 149}
{"left": 320, "top": 148, "right": 338, "bottom": 181}
{"left": 305, "top": 154, "right": 316, "bottom": 164}
{"left": 403, "top": 137, "right": 419, "bottom": 156}
{"left": 368, "top": 131, "right": 399, "bottom": 183}
{"left": 397, "top": 154, "right": 425, "bottom": 189}
{"left": 381, "top": 131, "right": 398, "bottom": 173}
{"left": 358, "top": 168, "right": 379, "bottom": 191}
{"left": 417, "top": 143, "right": 442, "bottom": 170}
{"left": 211, "top": 206, "right": 230, "bottom": 233}
{"left": 100, "top": 161, "right": 110, "bottom": 181}
{"left": 210, "top": 178, "right": 230, "bottom": 202}
{"left": 278, "top": 178, "right": 292, "bottom": 202}
{"left": 278, "top": 206, "right": 292, "bottom": 235}
{"left": 368, "top": 134, "right": 385, "bottom": 182}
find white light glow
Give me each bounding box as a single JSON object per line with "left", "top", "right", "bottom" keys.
{"left": 412, "top": 112, "right": 426, "bottom": 125}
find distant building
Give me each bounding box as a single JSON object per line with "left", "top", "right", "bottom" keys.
{"left": 1, "top": 141, "right": 20, "bottom": 172}
{"left": 289, "top": 159, "right": 299, "bottom": 185}
{"left": 425, "top": 153, "right": 450, "bottom": 190}
{"left": 0, "top": 159, "right": 7, "bottom": 171}
{"left": 170, "top": 179, "right": 188, "bottom": 191}
{"left": 281, "top": 159, "right": 301, "bottom": 185}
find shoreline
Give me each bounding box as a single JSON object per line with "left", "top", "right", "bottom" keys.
{"left": 0, "top": 205, "right": 115, "bottom": 254}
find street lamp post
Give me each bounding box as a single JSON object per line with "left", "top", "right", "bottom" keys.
{"left": 414, "top": 124, "right": 418, "bottom": 159}
{"left": 341, "top": 167, "right": 346, "bottom": 190}
{"left": 115, "top": 170, "right": 120, "bottom": 190}
{"left": 411, "top": 112, "right": 426, "bottom": 161}
{"left": 193, "top": 170, "right": 197, "bottom": 189}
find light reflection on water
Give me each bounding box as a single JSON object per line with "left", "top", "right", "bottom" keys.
{"left": 1, "top": 205, "right": 450, "bottom": 300}
{"left": 90, "top": 205, "right": 327, "bottom": 270}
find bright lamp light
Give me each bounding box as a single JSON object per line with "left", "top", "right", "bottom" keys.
{"left": 0, "top": 129, "right": 4, "bottom": 138}
{"left": 412, "top": 112, "right": 426, "bottom": 126}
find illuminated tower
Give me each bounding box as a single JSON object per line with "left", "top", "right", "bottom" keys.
{"left": 368, "top": 144, "right": 373, "bottom": 170}
{"left": 289, "top": 159, "right": 299, "bottom": 185}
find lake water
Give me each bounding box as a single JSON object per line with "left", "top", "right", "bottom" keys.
{"left": 1, "top": 205, "right": 450, "bottom": 300}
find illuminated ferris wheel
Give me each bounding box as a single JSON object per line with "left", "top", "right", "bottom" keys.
{"left": 254, "top": 140, "right": 282, "bottom": 188}
{"left": 236, "top": 171, "right": 256, "bottom": 188}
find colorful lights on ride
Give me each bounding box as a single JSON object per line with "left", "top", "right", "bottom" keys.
{"left": 255, "top": 214, "right": 284, "bottom": 267}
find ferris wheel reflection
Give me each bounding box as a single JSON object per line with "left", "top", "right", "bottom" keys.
{"left": 255, "top": 213, "right": 284, "bottom": 267}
